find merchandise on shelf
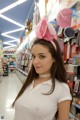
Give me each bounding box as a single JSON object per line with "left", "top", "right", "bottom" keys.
{"left": 25, "top": 19, "right": 32, "bottom": 36}
{"left": 3, "top": 63, "right": 9, "bottom": 76}
{"left": 0, "top": 40, "right": 3, "bottom": 81}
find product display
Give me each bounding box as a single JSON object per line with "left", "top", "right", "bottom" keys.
{"left": 3, "top": 50, "right": 16, "bottom": 71}
{"left": 56, "top": 2, "right": 80, "bottom": 119}
{"left": 64, "top": 27, "right": 75, "bottom": 38}
{"left": 0, "top": 41, "right": 3, "bottom": 81}
{"left": 0, "top": 56, "right": 3, "bottom": 81}
{"left": 3, "top": 63, "right": 8, "bottom": 76}
{"left": 56, "top": 8, "right": 72, "bottom": 28}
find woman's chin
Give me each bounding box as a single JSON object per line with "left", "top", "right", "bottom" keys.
{"left": 35, "top": 70, "right": 42, "bottom": 74}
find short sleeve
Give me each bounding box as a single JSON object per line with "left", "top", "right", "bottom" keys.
{"left": 58, "top": 83, "right": 72, "bottom": 103}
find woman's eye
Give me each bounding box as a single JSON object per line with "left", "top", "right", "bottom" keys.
{"left": 39, "top": 55, "right": 45, "bottom": 59}
{"left": 31, "top": 54, "right": 46, "bottom": 59}
{"left": 32, "top": 55, "right": 35, "bottom": 59}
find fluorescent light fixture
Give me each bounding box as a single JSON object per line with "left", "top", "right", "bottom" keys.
{"left": 2, "top": 28, "right": 24, "bottom": 44}
{"left": 1, "top": 34, "right": 19, "bottom": 40}
{"left": 4, "top": 44, "right": 17, "bottom": 49}
{"left": 3, "top": 39, "right": 19, "bottom": 44}
{"left": 3, "top": 43, "right": 17, "bottom": 46}
{"left": 1, "top": 28, "right": 25, "bottom": 35}
{"left": 3, "top": 45, "right": 17, "bottom": 50}
{"left": 17, "top": 0, "right": 27, "bottom": 5}
{"left": 0, "top": 0, "right": 27, "bottom": 14}
{"left": 0, "top": 0, "right": 27, "bottom": 48}
{"left": 0, "top": 14, "right": 25, "bottom": 27}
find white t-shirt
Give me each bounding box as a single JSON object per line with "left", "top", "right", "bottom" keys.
{"left": 14, "top": 79, "right": 72, "bottom": 120}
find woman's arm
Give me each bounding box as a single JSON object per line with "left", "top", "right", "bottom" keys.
{"left": 58, "top": 100, "right": 71, "bottom": 120}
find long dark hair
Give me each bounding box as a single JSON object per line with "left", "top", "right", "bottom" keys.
{"left": 12, "top": 38, "right": 67, "bottom": 106}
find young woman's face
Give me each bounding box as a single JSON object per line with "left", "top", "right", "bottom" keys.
{"left": 31, "top": 44, "right": 55, "bottom": 75}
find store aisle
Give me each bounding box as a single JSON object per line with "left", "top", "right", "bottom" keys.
{"left": 0, "top": 72, "right": 23, "bottom": 120}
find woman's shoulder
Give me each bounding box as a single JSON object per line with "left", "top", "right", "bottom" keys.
{"left": 55, "top": 79, "right": 72, "bottom": 102}
{"left": 55, "top": 79, "right": 69, "bottom": 90}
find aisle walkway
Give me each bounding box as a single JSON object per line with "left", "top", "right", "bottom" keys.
{"left": 0, "top": 72, "right": 22, "bottom": 120}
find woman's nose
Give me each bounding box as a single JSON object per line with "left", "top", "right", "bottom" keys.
{"left": 33, "top": 57, "right": 39, "bottom": 64}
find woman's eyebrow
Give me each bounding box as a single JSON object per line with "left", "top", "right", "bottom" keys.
{"left": 31, "top": 52, "right": 46, "bottom": 55}
{"left": 38, "top": 53, "right": 46, "bottom": 55}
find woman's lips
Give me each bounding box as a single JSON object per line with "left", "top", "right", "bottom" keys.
{"left": 34, "top": 66, "right": 42, "bottom": 69}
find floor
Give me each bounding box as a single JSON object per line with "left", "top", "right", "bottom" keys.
{"left": 0, "top": 72, "right": 22, "bottom": 120}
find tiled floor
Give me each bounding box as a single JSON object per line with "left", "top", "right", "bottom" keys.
{"left": 0, "top": 72, "right": 22, "bottom": 120}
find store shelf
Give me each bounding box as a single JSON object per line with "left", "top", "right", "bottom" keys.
{"left": 16, "top": 29, "right": 36, "bottom": 53}
{"left": 67, "top": 72, "right": 76, "bottom": 76}
{"left": 72, "top": 102, "right": 80, "bottom": 109}
{"left": 71, "top": 65, "right": 79, "bottom": 67}
{"left": 68, "top": 0, "right": 79, "bottom": 8}
{"left": 9, "top": 66, "right": 15, "bottom": 68}
{"left": 69, "top": 113, "right": 80, "bottom": 120}
{"left": 4, "top": 54, "right": 14, "bottom": 55}
{"left": 16, "top": 68, "right": 28, "bottom": 76}
{"left": 16, "top": 68, "right": 27, "bottom": 83}
{"left": 69, "top": 113, "right": 74, "bottom": 119}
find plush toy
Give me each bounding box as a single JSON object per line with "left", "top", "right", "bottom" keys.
{"left": 25, "top": 19, "right": 32, "bottom": 35}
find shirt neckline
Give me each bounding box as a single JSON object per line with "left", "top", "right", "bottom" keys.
{"left": 32, "top": 79, "right": 52, "bottom": 90}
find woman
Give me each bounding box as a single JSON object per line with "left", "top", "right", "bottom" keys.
{"left": 12, "top": 18, "right": 72, "bottom": 120}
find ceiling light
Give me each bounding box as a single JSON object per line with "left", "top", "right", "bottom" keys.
{"left": 1, "top": 28, "right": 25, "bottom": 35}
{"left": 0, "top": 0, "right": 27, "bottom": 14}
{"left": 3, "top": 43, "right": 17, "bottom": 46}
{"left": 16, "top": 0, "right": 27, "bottom": 5}
{"left": 0, "top": 3, "right": 16, "bottom": 14}
{"left": 3, "top": 39, "right": 19, "bottom": 44}
{"left": 3, "top": 43, "right": 17, "bottom": 47}
{"left": 1, "top": 34, "right": 19, "bottom": 40}
{"left": 4, "top": 45, "right": 17, "bottom": 49}
{"left": 0, "top": 14, "right": 25, "bottom": 27}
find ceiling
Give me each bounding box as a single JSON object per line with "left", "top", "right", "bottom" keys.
{"left": 0, "top": 0, "right": 78, "bottom": 50}
{"left": 0, "top": 0, "right": 38, "bottom": 49}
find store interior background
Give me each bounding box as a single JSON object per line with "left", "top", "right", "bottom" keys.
{"left": 0, "top": 0, "right": 80, "bottom": 120}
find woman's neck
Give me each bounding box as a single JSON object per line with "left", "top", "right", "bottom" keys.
{"left": 39, "top": 73, "right": 51, "bottom": 78}
{"left": 33, "top": 74, "right": 51, "bottom": 88}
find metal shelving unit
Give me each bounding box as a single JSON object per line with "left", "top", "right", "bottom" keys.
{"left": 72, "top": 102, "right": 80, "bottom": 109}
